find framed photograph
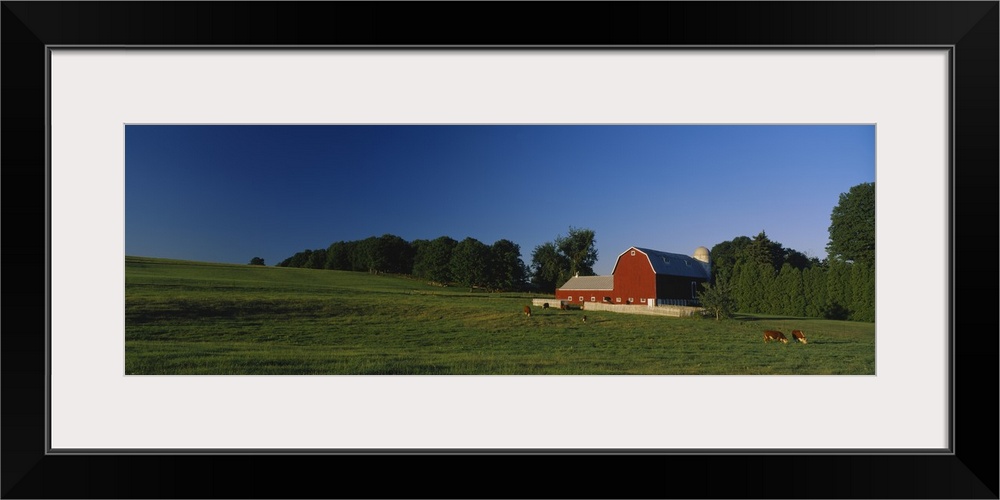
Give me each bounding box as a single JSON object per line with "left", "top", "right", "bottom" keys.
{"left": 4, "top": 2, "right": 996, "bottom": 498}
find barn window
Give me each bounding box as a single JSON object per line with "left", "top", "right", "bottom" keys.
{"left": 691, "top": 282, "right": 698, "bottom": 298}
{"left": 616, "top": 297, "right": 622, "bottom": 303}
{"left": 590, "top": 296, "right": 596, "bottom": 302}
{"left": 640, "top": 298, "right": 646, "bottom": 303}
{"left": 579, "top": 296, "right": 584, "bottom": 302}
{"left": 630, "top": 250, "right": 635, "bottom": 256}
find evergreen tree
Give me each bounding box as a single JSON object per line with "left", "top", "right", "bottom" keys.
{"left": 732, "top": 260, "right": 758, "bottom": 313}
{"left": 802, "top": 266, "right": 828, "bottom": 318}
{"left": 825, "top": 259, "right": 853, "bottom": 319}
{"left": 850, "top": 262, "right": 875, "bottom": 322}
{"left": 745, "top": 231, "right": 784, "bottom": 272}
{"left": 776, "top": 263, "right": 806, "bottom": 317}
{"left": 756, "top": 262, "right": 779, "bottom": 314}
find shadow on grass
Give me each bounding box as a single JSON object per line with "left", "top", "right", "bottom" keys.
{"left": 734, "top": 314, "right": 817, "bottom": 322}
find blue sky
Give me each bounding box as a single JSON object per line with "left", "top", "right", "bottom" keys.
{"left": 125, "top": 125, "right": 875, "bottom": 275}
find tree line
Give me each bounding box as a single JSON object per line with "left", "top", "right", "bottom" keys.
{"left": 699, "top": 182, "right": 875, "bottom": 322}
{"left": 273, "top": 227, "right": 601, "bottom": 294}
{"left": 275, "top": 234, "right": 530, "bottom": 292}
{"left": 700, "top": 230, "right": 874, "bottom": 322}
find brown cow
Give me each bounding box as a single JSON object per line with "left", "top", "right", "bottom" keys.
{"left": 523, "top": 305, "right": 532, "bottom": 317}
{"left": 791, "top": 330, "right": 807, "bottom": 344}
{"left": 763, "top": 330, "right": 789, "bottom": 344}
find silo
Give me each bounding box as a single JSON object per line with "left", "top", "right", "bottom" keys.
{"left": 692, "top": 246, "right": 710, "bottom": 263}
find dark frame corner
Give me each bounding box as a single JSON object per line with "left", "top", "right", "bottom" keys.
{"left": 3, "top": 2, "right": 997, "bottom": 499}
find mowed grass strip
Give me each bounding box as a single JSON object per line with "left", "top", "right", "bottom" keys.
{"left": 125, "top": 256, "right": 875, "bottom": 375}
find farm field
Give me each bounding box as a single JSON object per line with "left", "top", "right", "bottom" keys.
{"left": 125, "top": 256, "right": 876, "bottom": 375}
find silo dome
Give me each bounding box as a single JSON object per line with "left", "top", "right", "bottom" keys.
{"left": 692, "top": 246, "right": 710, "bottom": 263}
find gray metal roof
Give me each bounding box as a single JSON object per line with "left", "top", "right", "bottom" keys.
{"left": 621, "top": 247, "right": 711, "bottom": 280}
{"left": 559, "top": 275, "right": 614, "bottom": 290}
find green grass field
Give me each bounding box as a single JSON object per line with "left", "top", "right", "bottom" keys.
{"left": 125, "top": 256, "right": 876, "bottom": 375}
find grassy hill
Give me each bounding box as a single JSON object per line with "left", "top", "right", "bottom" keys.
{"left": 125, "top": 256, "right": 876, "bottom": 375}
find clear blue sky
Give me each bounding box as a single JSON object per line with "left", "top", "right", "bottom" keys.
{"left": 125, "top": 124, "right": 875, "bottom": 275}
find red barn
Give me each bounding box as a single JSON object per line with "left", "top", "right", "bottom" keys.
{"left": 556, "top": 246, "right": 711, "bottom": 307}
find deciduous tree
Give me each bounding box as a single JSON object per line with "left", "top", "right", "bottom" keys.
{"left": 697, "top": 276, "right": 737, "bottom": 320}
{"left": 555, "top": 226, "right": 598, "bottom": 277}
{"left": 376, "top": 233, "right": 414, "bottom": 274}
{"left": 413, "top": 236, "right": 457, "bottom": 284}
{"left": 709, "top": 236, "right": 751, "bottom": 283}
{"left": 305, "top": 248, "right": 327, "bottom": 269}
{"left": 827, "top": 182, "right": 875, "bottom": 265}
{"left": 530, "top": 242, "right": 569, "bottom": 293}
{"left": 489, "top": 239, "right": 528, "bottom": 291}
{"left": 450, "top": 237, "right": 490, "bottom": 290}
{"left": 325, "top": 241, "right": 352, "bottom": 270}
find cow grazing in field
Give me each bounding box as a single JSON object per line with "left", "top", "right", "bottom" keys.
{"left": 791, "top": 330, "right": 807, "bottom": 344}
{"left": 542, "top": 303, "right": 550, "bottom": 309}
{"left": 763, "top": 330, "right": 789, "bottom": 344}
{"left": 524, "top": 306, "right": 532, "bottom": 317}
{"left": 582, "top": 315, "right": 587, "bottom": 323}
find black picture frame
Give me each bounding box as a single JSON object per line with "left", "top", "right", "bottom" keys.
{"left": 3, "top": 2, "right": 997, "bottom": 498}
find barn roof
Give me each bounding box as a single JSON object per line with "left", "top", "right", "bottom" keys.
{"left": 558, "top": 275, "right": 614, "bottom": 290}
{"left": 618, "top": 247, "right": 711, "bottom": 280}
